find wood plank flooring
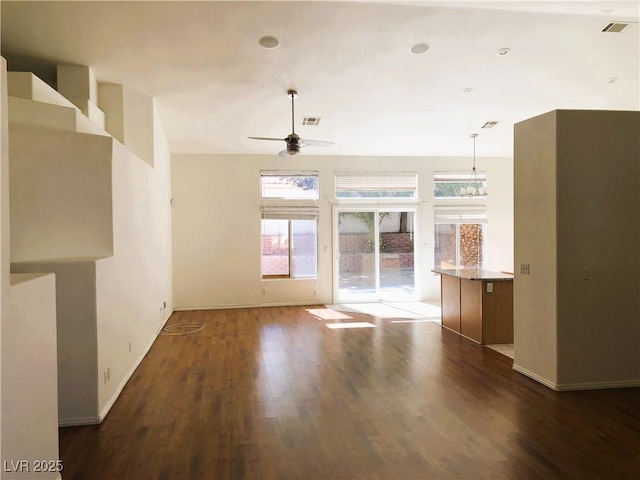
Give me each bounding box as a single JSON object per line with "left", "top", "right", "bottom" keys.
{"left": 59, "top": 306, "right": 640, "bottom": 479}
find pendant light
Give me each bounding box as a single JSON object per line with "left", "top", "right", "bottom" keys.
{"left": 460, "top": 133, "right": 487, "bottom": 197}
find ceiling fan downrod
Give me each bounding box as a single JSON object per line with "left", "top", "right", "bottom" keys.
{"left": 288, "top": 89, "right": 297, "bottom": 136}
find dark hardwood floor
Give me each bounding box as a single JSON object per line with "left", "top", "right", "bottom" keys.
{"left": 59, "top": 306, "right": 640, "bottom": 479}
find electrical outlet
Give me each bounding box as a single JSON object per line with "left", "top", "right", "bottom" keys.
{"left": 486, "top": 282, "right": 494, "bottom": 293}
{"left": 261, "top": 288, "right": 266, "bottom": 295}
{"left": 583, "top": 267, "right": 591, "bottom": 280}
{"left": 128, "top": 341, "right": 132, "bottom": 353}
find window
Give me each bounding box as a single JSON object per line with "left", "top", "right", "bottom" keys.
{"left": 434, "top": 206, "right": 486, "bottom": 270}
{"left": 434, "top": 172, "right": 487, "bottom": 199}
{"left": 261, "top": 208, "right": 318, "bottom": 279}
{"left": 335, "top": 172, "right": 418, "bottom": 199}
{"left": 261, "top": 171, "right": 319, "bottom": 200}
{"left": 261, "top": 171, "right": 319, "bottom": 279}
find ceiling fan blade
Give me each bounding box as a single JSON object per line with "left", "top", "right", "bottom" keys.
{"left": 300, "top": 139, "right": 334, "bottom": 147}
{"left": 278, "top": 149, "right": 291, "bottom": 158}
{"left": 248, "top": 136, "right": 285, "bottom": 142}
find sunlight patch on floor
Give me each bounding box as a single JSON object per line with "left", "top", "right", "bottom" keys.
{"left": 325, "top": 303, "right": 422, "bottom": 319}
{"left": 390, "top": 319, "right": 433, "bottom": 324}
{"left": 324, "top": 301, "right": 441, "bottom": 323}
{"left": 325, "top": 322, "right": 377, "bottom": 329}
{"left": 386, "top": 301, "right": 441, "bottom": 319}
{"left": 305, "top": 308, "right": 353, "bottom": 321}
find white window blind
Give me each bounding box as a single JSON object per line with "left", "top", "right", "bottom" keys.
{"left": 260, "top": 206, "right": 319, "bottom": 220}
{"left": 433, "top": 172, "right": 487, "bottom": 182}
{"left": 335, "top": 172, "right": 418, "bottom": 198}
{"left": 434, "top": 206, "right": 487, "bottom": 224}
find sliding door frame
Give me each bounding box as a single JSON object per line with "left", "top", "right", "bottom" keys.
{"left": 332, "top": 205, "right": 420, "bottom": 303}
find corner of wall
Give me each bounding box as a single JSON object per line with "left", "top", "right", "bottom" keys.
{"left": 98, "top": 83, "right": 155, "bottom": 167}
{"left": 513, "top": 110, "right": 558, "bottom": 386}
{"left": 0, "top": 54, "right": 7, "bottom": 471}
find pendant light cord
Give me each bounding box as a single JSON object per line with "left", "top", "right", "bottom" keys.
{"left": 461, "top": 133, "right": 483, "bottom": 197}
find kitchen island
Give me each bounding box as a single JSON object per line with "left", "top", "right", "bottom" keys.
{"left": 432, "top": 268, "right": 514, "bottom": 344}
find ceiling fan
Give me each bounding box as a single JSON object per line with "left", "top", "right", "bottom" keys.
{"left": 249, "top": 89, "right": 334, "bottom": 158}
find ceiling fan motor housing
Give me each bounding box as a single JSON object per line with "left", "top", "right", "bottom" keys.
{"left": 249, "top": 89, "right": 332, "bottom": 156}
{"left": 286, "top": 133, "right": 301, "bottom": 154}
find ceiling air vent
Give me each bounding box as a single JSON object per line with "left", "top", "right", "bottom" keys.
{"left": 481, "top": 121, "right": 499, "bottom": 129}
{"left": 302, "top": 117, "right": 321, "bottom": 126}
{"left": 602, "top": 22, "right": 631, "bottom": 33}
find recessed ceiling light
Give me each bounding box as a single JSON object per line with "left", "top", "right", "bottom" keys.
{"left": 497, "top": 47, "right": 511, "bottom": 56}
{"left": 410, "top": 42, "right": 430, "bottom": 54}
{"left": 607, "top": 76, "right": 620, "bottom": 84}
{"left": 259, "top": 36, "right": 280, "bottom": 49}
{"left": 462, "top": 87, "right": 474, "bottom": 94}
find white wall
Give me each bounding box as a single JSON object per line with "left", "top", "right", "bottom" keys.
{"left": 513, "top": 111, "right": 558, "bottom": 387}
{"left": 1, "top": 274, "right": 60, "bottom": 480}
{"left": 555, "top": 110, "right": 639, "bottom": 387}
{"left": 0, "top": 56, "right": 8, "bottom": 477}
{"left": 11, "top": 260, "right": 99, "bottom": 425}
{"left": 98, "top": 83, "right": 155, "bottom": 167}
{"left": 172, "top": 153, "right": 514, "bottom": 308}
{"left": 513, "top": 109, "right": 640, "bottom": 390}
{"left": 8, "top": 73, "right": 173, "bottom": 424}
{"left": 96, "top": 100, "right": 173, "bottom": 417}
{"left": 9, "top": 126, "right": 113, "bottom": 262}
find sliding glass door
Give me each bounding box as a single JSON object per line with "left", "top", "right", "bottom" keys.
{"left": 334, "top": 207, "right": 417, "bottom": 302}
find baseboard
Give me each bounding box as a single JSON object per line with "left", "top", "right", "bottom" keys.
{"left": 513, "top": 363, "right": 640, "bottom": 391}
{"left": 97, "top": 309, "right": 174, "bottom": 423}
{"left": 174, "top": 303, "right": 259, "bottom": 311}
{"left": 512, "top": 363, "right": 559, "bottom": 390}
{"left": 59, "top": 416, "right": 101, "bottom": 427}
{"left": 174, "top": 301, "right": 323, "bottom": 311}
{"left": 258, "top": 301, "right": 326, "bottom": 308}
{"left": 555, "top": 379, "right": 640, "bottom": 391}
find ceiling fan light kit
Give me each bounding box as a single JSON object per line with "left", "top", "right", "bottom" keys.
{"left": 249, "top": 89, "right": 334, "bottom": 157}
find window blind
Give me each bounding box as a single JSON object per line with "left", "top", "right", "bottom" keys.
{"left": 433, "top": 172, "right": 487, "bottom": 182}
{"left": 335, "top": 172, "right": 418, "bottom": 199}
{"left": 335, "top": 172, "right": 417, "bottom": 191}
{"left": 260, "top": 206, "right": 319, "bottom": 220}
{"left": 434, "top": 206, "right": 487, "bottom": 224}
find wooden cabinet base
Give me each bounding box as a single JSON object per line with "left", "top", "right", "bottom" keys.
{"left": 482, "top": 281, "right": 513, "bottom": 344}
{"left": 441, "top": 274, "right": 461, "bottom": 333}
{"left": 461, "top": 279, "right": 483, "bottom": 343}
{"left": 437, "top": 272, "right": 513, "bottom": 345}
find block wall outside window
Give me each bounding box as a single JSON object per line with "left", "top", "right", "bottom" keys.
{"left": 261, "top": 219, "right": 317, "bottom": 278}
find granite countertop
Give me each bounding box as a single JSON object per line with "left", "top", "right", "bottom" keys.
{"left": 432, "top": 268, "right": 514, "bottom": 281}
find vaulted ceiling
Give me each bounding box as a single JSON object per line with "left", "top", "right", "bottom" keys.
{"left": 2, "top": 1, "right": 639, "bottom": 157}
